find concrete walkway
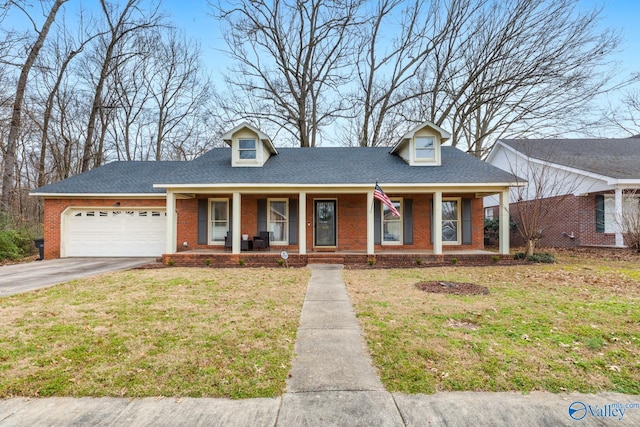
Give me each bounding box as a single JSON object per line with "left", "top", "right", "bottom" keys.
{"left": 1, "top": 264, "right": 639, "bottom": 426}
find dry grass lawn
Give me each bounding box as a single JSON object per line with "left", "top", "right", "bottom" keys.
{"left": 0, "top": 267, "right": 309, "bottom": 399}
{"left": 344, "top": 251, "right": 640, "bottom": 394}
{"left": 2, "top": 250, "right": 638, "bottom": 399}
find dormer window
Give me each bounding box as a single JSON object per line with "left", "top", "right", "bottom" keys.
{"left": 222, "top": 122, "right": 278, "bottom": 167}
{"left": 238, "top": 139, "right": 257, "bottom": 159}
{"left": 415, "top": 136, "right": 435, "bottom": 161}
{"left": 389, "top": 121, "right": 450, "bottom": 167}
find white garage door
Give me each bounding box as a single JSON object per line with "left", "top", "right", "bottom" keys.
{"left": 65, "top": 209, "right": 166, "bottom": 257}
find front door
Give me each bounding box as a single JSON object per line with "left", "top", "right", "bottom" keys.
{"left": 314, "top": 200, "right": 336, "bottom": 247}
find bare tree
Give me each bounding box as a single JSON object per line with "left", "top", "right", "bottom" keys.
{"left": 352, "top": 0, "right": 479, "bottom": 147}
{"left": 1, "top": 0, "right": 67, "bottom": 212}
{"left": 214, "top": 0, "right": 362, "bottom": 147}
{"left": 615, "top": 190, "right": 640, "bottom": 252}
{"left": 80, "top": 0, "right": 162, "bottom": 172}
{"left": 399, "top": 0, "right": 623, "bottom": 157}
{"left": 144, "top": 29, "right": 210, "bottom": 160}
{"left": 505, "top": 144, "right": 587, "bottom": 256}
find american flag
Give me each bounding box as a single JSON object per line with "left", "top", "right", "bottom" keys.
{"left": 374, "top": 183, "right": 400, "bottom": 217}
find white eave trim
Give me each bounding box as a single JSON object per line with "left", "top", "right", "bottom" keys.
{"left": 153, "top": 182, "right": 524, "bottom": 193}
{"left": 29, "top": 192, "right": 166, "bottom": 198}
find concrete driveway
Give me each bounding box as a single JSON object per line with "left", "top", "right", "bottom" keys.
{"left": 0, "top": 258, "right": 155, "bottom": 297}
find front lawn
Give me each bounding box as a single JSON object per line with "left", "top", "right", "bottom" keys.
{"left": 0, "top": 268, "right": 309, "bottom": 399}
{"left": 344, "top": 252, "right": 640, "bottom": 394}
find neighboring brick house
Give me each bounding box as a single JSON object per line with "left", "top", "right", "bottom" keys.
{"left": 31, "top": 122, "right": 519, "bottom": 261}
{"left": 485, "top": 138, "right": 640, "bottom": 249}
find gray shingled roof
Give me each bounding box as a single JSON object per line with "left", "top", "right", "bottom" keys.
{"left": 500, "top": 139, "right": 640, "bottom": 180}
{"left": 33, "top": 161, "right": 184, "bottom": 194}
{"left": 33, "top": 147, "right": 519, "bottom": 194}
{"left": 160, "top": 146, "right": 518, "bottom": 185}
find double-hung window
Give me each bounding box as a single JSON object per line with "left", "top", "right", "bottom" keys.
{"left": 210, "top": 199, "right": 229, "bottom": 244}
{"left": 415, "top": 136, "right": 435, "bottom": 161}
{"left": 382, "top": 199, "right": 402, "bottom": 244}
{"left": 238, "top": 138, "right": 257, "bottom": 159}
{"left": 268, "top": 199, "right": 288, "bottom": 244}
{"left": 442, "top": 198, "right": 461, "bottom": 244}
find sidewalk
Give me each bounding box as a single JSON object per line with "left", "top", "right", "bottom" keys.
{"left": 1, "top": 264, "right": 639, "bottom": 426}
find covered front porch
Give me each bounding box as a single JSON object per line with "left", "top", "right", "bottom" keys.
{"left": 160, "top": 184, "right": 512, "bottom": 265}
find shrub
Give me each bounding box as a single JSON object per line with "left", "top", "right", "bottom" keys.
{"left": 0, "top": 230, "right": 24, "bottom": 260}
{"left": 205, "top": 259, "right": 212, "bottom": 266}
{"left": 167, "top": 259, "right": 175, "bottom": 266}
{"left": 513, "top": 252, "right": 556, "bottom": 263}
{"left": 527, "top": 252, "right": 556, "bottom": 263}
{"left": 451, "top": 257, "right": 458, "bottom": 265}
{"left": 238, "top": 259, "right": 245, "bottom": 266}
{"left": 492, "top": 255, "right": 500, "bottom": 263}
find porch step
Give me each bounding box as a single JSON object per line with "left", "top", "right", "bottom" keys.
{"left": 307, "top": 256, "right": 344, "bottom": 264}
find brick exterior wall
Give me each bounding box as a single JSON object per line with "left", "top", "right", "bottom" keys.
{"left": 509, "top": 194, "right": 616, "bottom": 249}
{"left": 188, "top": 192, "right": 487, "bottom": 252}
{"left": 43, "top": 192, "right": 486, "bottom": 259}
{"left": 42, "top": 198, "right": 166, "bottom": 259}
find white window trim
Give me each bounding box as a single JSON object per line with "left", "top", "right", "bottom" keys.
{"left": 442, "top": 197, "right": 461, "bottom": 245}
{"left": 238, "top": 138, "right": 257, "bottom": 160}
{"left": 209, "top": 198, "right": 229, "bottom": 245}
{"left": 414, "top": 136, "right": 435, "bottom": 161}
{"left": 267, "top": 198, "right": 289, "bottom": 245}
{"left": 381, "top": 198, "right": 403, "bottom": 245}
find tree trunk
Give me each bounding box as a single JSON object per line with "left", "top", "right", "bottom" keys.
{"left": 1, "top": 0, "right": 67, "bottom": 211}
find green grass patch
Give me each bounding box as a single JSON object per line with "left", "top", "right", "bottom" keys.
{"left": 0, "top": 268, "right": 309, "bottom": 399}
{"left": 345, "top": 254, "right": 640, "bottom": 395}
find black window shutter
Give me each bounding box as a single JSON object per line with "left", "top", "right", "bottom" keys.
{"left": 462, "top": 198, "right": 472, "bottom": 245}
{"left": 289, "top": 199, "right": 298, "bottom": 245}
{"left": 257, "top": 199, "right": 267, "bottom": 232}
{"left": 374, "top": 200, "right": 381, "bottom": 244}
{"left": 403, "top": 199, "right": 413, "bottom": 245}
{"left": 228, "top": 198, "right": 233, "bottom": 235}
{"left": 595, "top": 195, "right": 605, "bottom": 233}
{"left": 197, "top": 199, "right": 208, "bottom": 244}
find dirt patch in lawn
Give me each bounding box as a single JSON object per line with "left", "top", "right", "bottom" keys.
{"left": 415, "top": 281, "right": 489, "bottom": 295}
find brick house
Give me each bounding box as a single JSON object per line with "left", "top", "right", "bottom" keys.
{"left": 485, "top": 138, "right": 640, "bottom": 249}
{"left": 31, "top": 122, "right": 520, "bottom": 264}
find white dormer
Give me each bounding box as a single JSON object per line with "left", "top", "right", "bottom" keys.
{"left": 221, "top": 122, "right": 278, "bottom": 167}
{"left": 389, "top": 121, "right": 451, "bottom": 166}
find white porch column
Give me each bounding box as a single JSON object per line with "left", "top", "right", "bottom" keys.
{"left": 367, "top": 191, "right": 375, "bottom": 255}
{"left": 299, "top": 192, "right": 307, "bottom": 255}
{"left": 165, "top": 191, "right": 177, "bottom": 254}
{"left": 615, "top": 188, "right": 624, "bottom": 247}
{"left": 433, "top": 191, "right": 443, "bottom": 255}
{"left": 499, "top": 188, "right": 510, "bottom": 255}
{"left": 232, "top": 192, "right": 241, "bottom": 254}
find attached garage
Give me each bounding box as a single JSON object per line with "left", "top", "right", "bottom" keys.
{"left": 63, "top": 208, "right": 166, "bottom": 257}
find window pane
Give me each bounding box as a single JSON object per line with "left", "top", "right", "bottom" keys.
{"left": 442, "top": 221, "right": 458, "bottom": 241}
{"left": 239, "top": 139, "right": 256, "bottom": 149}
{"left": 212, "top": 223, "right": 227, "bottom": 241}
{"left": 239, "top": 149, "right": 256, "bottom": 159}
{"left": 270, "top": 222, "right": 287, "bottom": 242}
{"left": 416, "top": 137, "right": 435, "bottom": 160}
{"left": 383, "top": 221, "right": 401, "bottom": 242}
{"left": 442, "top": 201, "right": 458, "bottom": 220}
{"left": 270, "top": 202, "right": 287, "bottom": 221}
{"left": 210, "top": 200, "right": 228, "bottom": 242}
{"left": 416, "top": 136, "right": 434, "bottom": 149}
{"left": 213, "top": 201, "right": 227, "bottom": 221}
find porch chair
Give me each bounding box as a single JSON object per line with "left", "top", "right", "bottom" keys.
{"left": 252, "top": 231, "right": 271, "bottom": 251}
{"left": 224, "top": 231, "right": 232, "bottom": 251}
